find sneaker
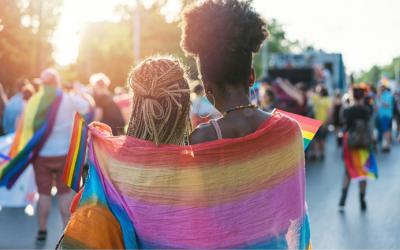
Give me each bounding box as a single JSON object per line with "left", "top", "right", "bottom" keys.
{"left": 36, "top": 230, "right": 47, "bottom": 242}
{"left": 339, "top": 195, "right": 346, "bottom": 212}
{"left": 360, "top": 200, "right": 367, "bottom": 211}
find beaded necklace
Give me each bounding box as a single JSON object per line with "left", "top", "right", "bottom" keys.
{"left": 223, "top": 104, "right": 258, "bottom": 116}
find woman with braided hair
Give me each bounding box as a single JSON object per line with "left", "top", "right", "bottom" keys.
{"left": 126, "top": 56, "right": 191, "bottom": 145}
{"left": 60, "top": 56, "right": 192, "bottom": 249}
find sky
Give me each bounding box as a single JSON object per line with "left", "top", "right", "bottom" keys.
{"left": 254, "top": 0, "right": 400, "bottom": 72}
{"left": 53, "top": 0, "right": 400, "bottom": 72}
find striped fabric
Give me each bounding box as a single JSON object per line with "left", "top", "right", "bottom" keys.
{"left": 276, "top": 109, "right": 322, "bottom": 150}
{"left": 343, "top": 134, "right": 378, "bottom": 180}
{"left": 63, "top": 112, "right": 312, "bottom": 249}
{"left": 62, "top": 113, "right": 89, "bottom": 192}
{"left": 0, "top": 86, "right": 62, "bottom": 189}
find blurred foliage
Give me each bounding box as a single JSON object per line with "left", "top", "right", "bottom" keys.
{"left": 75, "top": 2, "right": 198, "bottom": 89}
{"left": 253, "top": 19, "right": 301, "bottom": 79}
{"left": 0, "top": 0, "right": 302, "bottom": 92}
{"left": 0, "top": 0, "right": 62, "bottom": 94}
{"left": 356, "top": 57, "right": 400, "bottom": 85}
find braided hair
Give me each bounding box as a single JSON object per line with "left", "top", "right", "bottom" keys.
{"left": 126, "top": 56, "right": 192, "bottom": 145}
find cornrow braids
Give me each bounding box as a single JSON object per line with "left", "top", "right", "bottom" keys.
{"left": 126, "top": 56, "right": 192, "bottom": 145}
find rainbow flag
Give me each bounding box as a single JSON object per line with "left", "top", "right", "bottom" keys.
{"left": 62, "top": 113, "right": 89, "bottom": 192}
{"left": 62, "top": 112, "right": 311, "bottom": 249}
{"left": 343, "top": 134, "right": 378, "bottom": 180}
{"left": 0, "top": 87, "right": 62, "bottom": 189}
{"left": 276, "top": 109, "right": 322, "bottom": 149}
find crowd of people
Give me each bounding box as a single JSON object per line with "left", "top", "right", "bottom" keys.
{"left": 0, "top": 0, "right": 397, "bottom": 248}
{"left": 246, "top": 76, "right": 397, "bottom": 211}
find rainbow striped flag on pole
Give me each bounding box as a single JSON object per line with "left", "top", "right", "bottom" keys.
{"left": 276, "top": 109, "right": 322, "bottom": 150}
{"left": 62, "top": 113, "right": 89, "bottom": 192}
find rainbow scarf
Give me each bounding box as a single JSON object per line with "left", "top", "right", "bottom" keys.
{"left": 343, "top": 134, "right": 378, "bottom": 180}
{"left": 63, "top": 112, "right": 313, "bottom": 249}
{"left": 0, "top": 86, "right": 62, "bottom": 189}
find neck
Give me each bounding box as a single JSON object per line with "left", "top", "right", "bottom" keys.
{"left": 214, "top": 86, "right": 251, "bottom": 112}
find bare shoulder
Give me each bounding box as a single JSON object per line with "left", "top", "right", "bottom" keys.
{"left": 189, "top": 122, "right": 218, "bottom": 145}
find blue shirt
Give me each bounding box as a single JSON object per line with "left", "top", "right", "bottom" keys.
{"left": 378, "top": 91, "right": 394, "bottom": 118}
{"left": 3, "top": 93, "right": 23, "bottom": 134}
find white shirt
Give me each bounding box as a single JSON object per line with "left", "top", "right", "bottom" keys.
{"left": 39, "top": 92, "right": 90, "bottom": 157}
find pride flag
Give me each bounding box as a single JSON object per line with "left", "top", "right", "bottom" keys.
{"left": 62, "top": 113, "right": 89, "bottom": 192}
{"left": 62, "top": 112, "right": 312, "bottom": 249}
{"left": 343, "top": 134, "right": 378, "bottom": 180}
{"left": 0, "top": 87, "right": 62, "bottom": 189}
{"left": 276, "top": 109, "right": 322, "bottom": 150}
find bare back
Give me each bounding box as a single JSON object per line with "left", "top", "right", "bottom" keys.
{"left": 190, "top": 109, "right": 271, "bottom": 144}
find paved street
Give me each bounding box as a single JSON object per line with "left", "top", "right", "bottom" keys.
{"left": 0, "top": 135, "right": 399, "bottom": 249}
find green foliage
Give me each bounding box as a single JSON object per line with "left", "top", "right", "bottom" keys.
{"left": 0, "top": 0, "right": 62, "bottom": 93}
{"left": 253, "top": 19, "right": 300, "bottom": 79}
{"left": 75, "top": 3, "right": 198, "bottom": 88}
{"left": 357, "top": 57, "right": 400, "bottom": 85}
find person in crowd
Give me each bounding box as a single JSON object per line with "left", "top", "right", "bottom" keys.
{"left": 126, "top": 57, "right": 192, "bottom": 145}
{"left": 31, "top": 78, "right": 42, "bottom": 92}
{"left": 61, "top": 56, "right": 193, "bottom": 248}
{"left": 90, "top": 73, "right": 125, "bottom": 135}
{"left": 394, "top": 89, "right": 400, "bottom": 142}
{"left": 32, "top": 69, "right": 90, "bottom": 242}
{"left": 113, "top": 86, "right": 133, "bottom": 125}
{"left": 0, "top": 83, "right": 8, "bottom": 136}
{"left": 3, "top": 78, "right": 27, "bottom": 134}
{"left": 311, "top": 85, "right": 332, "bottom": 160}
{"left": 376, "top": 84, "right": 394, "bottom": 152}
{"left": 274, "top": 78, "right": 309, "bottom": 116}
{"left": 21, "top": 83, "right": 36, "bottom": 102}
{"left": 332, "top": 89, "right": 344, "bottom": 146}
{"left": 190, "top": 82, "right": 220, "bottom": 128}
{"left": 183, "top": 1, "right": 309, "bottom": 247}
{"left": 259, "top": 85, "right": 276, "bottom": 112}
{"left": 339, "top": 87, "right": 374, "bottom": 211}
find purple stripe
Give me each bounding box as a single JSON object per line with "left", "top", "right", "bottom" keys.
{"left": 111, "top": 171, "right": 305, "bottom": 248}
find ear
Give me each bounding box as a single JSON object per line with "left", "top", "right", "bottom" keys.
{"left": 249, "top": 68, "right": 256, "bottom": 87}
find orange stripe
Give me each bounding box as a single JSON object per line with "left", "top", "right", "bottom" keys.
{"left": 67, "top": 118, "right": 84, "bottom": 185}
{"left": 63, "top": 114, "right": 81, "bottom": 185}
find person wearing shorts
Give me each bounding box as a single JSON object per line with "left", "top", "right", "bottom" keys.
{"left": 33, "top": 69, "right": 90, "bottom": 242}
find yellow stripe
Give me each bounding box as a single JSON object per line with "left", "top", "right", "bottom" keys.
{"left": 19, "top": 89, "right": 44, "bottom": 150}
{"left": 302, "top": 130, "right": 315, "bottom": 140}
{"left": 67, "top": 119, "right": 83, "bottom": 185}
{"left": 94, "top": 135, "right": 304, "bottom": 205}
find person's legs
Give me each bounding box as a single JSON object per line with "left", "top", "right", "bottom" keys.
{"left": 33, "top": 157, "right": 53, "bottom": 241}
{"left": 339, "top": 172, "right": 351, "bottom": 208}
{"left": 38, "top": 194, "right": 52, "bottom": 231}
{"left": 359, "top": 180, "right": 367, "bottom": 211}
{"left": 54, "top": 155, "right": 72, "bottom": 227}
{"left": 381, "top": 117, "right": 392, "bottom": 152}
{"left": 57, "top": 192, "right": 71, "bottom": 227}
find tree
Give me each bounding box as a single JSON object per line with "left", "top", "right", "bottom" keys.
{"left": 357, "top": 56, "right": 400, "bottom": 85}
{"left": 253, "top": 19, "right": 301, "bottom": 79}
{"left": 75, "top": 2, "right": 198, "bottom": 88}
{"left": 0, "top": 0, "right": 62, "bottom": 94}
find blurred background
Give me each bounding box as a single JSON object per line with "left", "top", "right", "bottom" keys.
{"left": 0, "top": 0, "right": 400, "bottom": 249}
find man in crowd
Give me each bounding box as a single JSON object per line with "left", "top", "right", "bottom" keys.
{"left": 3, "top": 78, "right": 29, "bottom": 134}
{"left": 33, "top": 69, "right": 91, "bottom": 242}
{"left": 90, "top": 73, "right": 125, "bottom": 135}
{"left": 377, "top": 84, "right": 394, "bottom": 152}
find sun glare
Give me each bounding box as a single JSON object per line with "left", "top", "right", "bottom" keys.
{"left": 53, "top": 0, "right": 182, "bottom": 66}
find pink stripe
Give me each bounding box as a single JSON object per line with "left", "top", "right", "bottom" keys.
{"left": 117, "top": 171, "right": 305, "bottom": 248}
